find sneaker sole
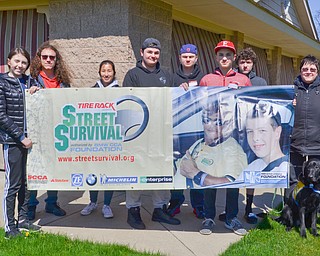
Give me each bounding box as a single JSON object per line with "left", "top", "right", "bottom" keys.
{"left": 81, "top": 211, "right": 94, "bottom": 216}
{"left": 199, "top": 228, "right": 212, "bottom": 235}
{"left": 224, "top": 223, "right": 247, "bottom": 236}
{"left": 103, "top": 214, "right": 114, "bottom": 219}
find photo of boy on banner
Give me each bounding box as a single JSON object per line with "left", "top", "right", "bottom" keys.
{"left": 173, "top": 86, "right": 294, "bottom": 189}
{"left": 235, "top": 100, "right": 292, "bottom": 187}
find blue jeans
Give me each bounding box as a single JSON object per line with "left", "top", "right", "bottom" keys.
{"left": 204, "top": 188, "right": 239, "bottom": 221}
{"left": 170, "top": 189, "right": 204, "bottom": 208}
{"left": 89, "top": 191, "right": 114, "bottom": 205}
{"left": 29, "top": 190, "right": 58, "bottom": 207}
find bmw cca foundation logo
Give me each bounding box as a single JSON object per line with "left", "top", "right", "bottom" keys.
{"left": 86, "top": 174, "right": 97, "bottom": 186}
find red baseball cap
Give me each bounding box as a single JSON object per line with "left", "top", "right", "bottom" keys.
{"left": 214, "top": 40, "right": 236, "bottom": 54}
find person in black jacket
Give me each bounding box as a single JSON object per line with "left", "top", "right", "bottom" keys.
{"left": 123, "top": 38, "right": 179, "bottom": 230}
{"left": 0, "top": 47, "right": 41, "bottom": 239}
{"left": 168, "top": 44, "right": 205, "bottom": 219}
{"left": 235, "top": 48, "right": 267, "bottom": 86}
{"left": 288, "top": 55, "right": 320, "bottom": 198}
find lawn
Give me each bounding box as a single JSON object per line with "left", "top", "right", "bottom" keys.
{"left": 0, "top": 229, "right": 163, "bottom": 256}
{"left": 221, "top": 216, "right": 320, "bottom": 256}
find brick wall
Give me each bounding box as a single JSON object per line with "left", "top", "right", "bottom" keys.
{"left": 48, "top": 0, "right": 173, "bottom": 87}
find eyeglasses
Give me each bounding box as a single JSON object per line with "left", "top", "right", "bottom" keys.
{"left": 301, "top": 67, "right": 317, "bottom": 73}
{"left": 41, "top": 55, "right": 56, "bottom": 61}
{"left": 202, "top": 117, "right": 223, "bottom": 126}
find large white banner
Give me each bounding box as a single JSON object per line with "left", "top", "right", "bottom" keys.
{"left": 26, "top": 88, "right": 173, "bottom": 190}
{"left": 26, "top": 86, "right": 294, "bottom": 190}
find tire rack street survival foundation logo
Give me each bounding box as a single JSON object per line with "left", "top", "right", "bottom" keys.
{"left": 115, "top": 95, "right": 149, "bottom": 142}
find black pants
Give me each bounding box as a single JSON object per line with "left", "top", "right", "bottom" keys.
{"left": 3, "top": 144, "right": 29, "bottom": 232}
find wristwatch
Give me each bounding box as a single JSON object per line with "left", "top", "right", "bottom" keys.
{"left": 193, "top": 171, "right": 206, "bottom": 186}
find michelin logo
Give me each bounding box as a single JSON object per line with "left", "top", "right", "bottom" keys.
{"left": 140, "top": 176, "right": 173, "bottom": 183}
{"left": 100, "top": 175, "right": 138, "bottom": 184}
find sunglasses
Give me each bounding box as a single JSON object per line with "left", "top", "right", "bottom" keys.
{"left": 41, "top": 55, "right": 56, "bottom": 61}
{"left": 202, "top": 117, "right": 223, "bottom": 126}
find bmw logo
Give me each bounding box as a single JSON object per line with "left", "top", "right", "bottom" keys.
{"left": 86, "top": 174, "right": 97, "bottom": 186}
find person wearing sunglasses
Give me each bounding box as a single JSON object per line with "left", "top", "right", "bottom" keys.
{"left": 176, "top": 99, "right": 248, "bottom": 236}
{"left": 0, "top": 47, "right": 41, "bottom": 238}
{"left": 288, "top": 55, "right": 320, "bottom": 201}
{"left": 27, "top": 42, "right": 72, "bottom": 220}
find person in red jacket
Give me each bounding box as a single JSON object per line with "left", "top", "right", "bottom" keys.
{"left": 200, "top": 41, "right": 251, "bottom": 87}
{"left": 198, "top": 40, "right": 251, "bottom": 236}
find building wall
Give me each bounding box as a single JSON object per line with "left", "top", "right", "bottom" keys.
{"left": 48, "top": 0, "right": 172, "bottom": 87}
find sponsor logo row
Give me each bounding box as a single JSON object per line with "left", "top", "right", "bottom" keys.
{"left": 71, "top": 174, "right": 173, "bottom": 187}
{"left": 28, "top": 174, "right": 173, "bottom": 187}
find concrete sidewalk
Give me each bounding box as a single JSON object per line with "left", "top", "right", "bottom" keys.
{"left": 0, "top": 171, "right": 283, "bottom": 256}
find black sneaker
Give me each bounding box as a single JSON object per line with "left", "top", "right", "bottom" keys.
{"left": 127, "top": 207, "right": 146, "bottom": 230}
{"left": 5, "top": 228, "right": 23, "bottom": 239}
{"left": 167, "top": 194, "right": 185, "bottom": 217}
{"left": 28, "top": 206, "right": 36, "bottom": 221}
{"left": 244, "top": 212, "right": 258, "bottom": 224}
{"left": 18, "top": 219, "right": 41, "bottom": 232}
{"left": 218, "top": 211, "right": 226, "bottom": 222}
{"left": 152, "top": 205, "right": 181, "bottom": 225}
{"left": 45, "top": 203, "right": 66, "bottom": 216}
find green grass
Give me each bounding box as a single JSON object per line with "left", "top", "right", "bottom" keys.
{"left": 221, "top": 217, "right": 320, "bottom": 256}
{"left": 0, "top": 230, "right": 163, "bottom": 256}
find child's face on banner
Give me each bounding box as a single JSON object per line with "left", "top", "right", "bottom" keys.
{"left": 246, "top": 117, "right": 281, "bottom": 161}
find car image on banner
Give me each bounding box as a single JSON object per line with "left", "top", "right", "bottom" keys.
{"left": 172, "top": 85, "right": 294, "bottom": 189}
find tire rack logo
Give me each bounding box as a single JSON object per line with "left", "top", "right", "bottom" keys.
{"left": 115, "top": 95, "right": 149, "bottom": 142}
{"left": 140, "top": 176, "right": 173, "bottom": 183}
{"left": 100, "top": 174, "right": 138, "bottom": 184}
{"left": 71, "top": 174, "right": 83, "bottom": 187}
{"left": 86, "top": 174, "right": 97, "bottom": 186}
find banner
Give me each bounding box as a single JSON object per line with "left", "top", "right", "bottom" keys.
{"left": 26, "top": 86, "right": 294, "bottom": 190}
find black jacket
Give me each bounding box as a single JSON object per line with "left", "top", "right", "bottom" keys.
{"left": 234, "top": 68, "right": 267, "bottom": 86}
{"left": 247, "top": 70, "right": 267, "bottom": 86}
{"left": 123, "top": 60, "right": 172, "bottom": 87}
{"left": 173, "top": 64, "right": 204, "bottom": 87}
{"left": 291, "top": 75, "right": 320, "bottom": 155}
{"left": 0, "top": 73, "right": 37, "bottom": 144}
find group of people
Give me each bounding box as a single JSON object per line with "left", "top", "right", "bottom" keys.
{"left": 0, "top": 37, "right": 319, "bottom": 240}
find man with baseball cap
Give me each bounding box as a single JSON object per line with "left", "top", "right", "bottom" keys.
{"left": 123, "top": 38, "right": 178, "bottom": 230}
{"left": 173, "top": 44, "right": 204, "bottom": 89}
{"left": 200, "top": 40, "right": 251, "bottom": 86}
{"left": 167, "top": 43, "right": 205, "bottom": 219}
{"left": 123, "top": 38, "right": 171, "bottom": 87}
{"left": 198, "top": 40, "right": 251, "bottom": 236}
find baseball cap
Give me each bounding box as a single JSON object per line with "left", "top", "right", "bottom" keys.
{"left": 141, "top": 38, "right": 161, "bottom": 50}
{"left": 180, "top": 44, "right": 197, "bottom": 55}
{"left": 214, "top": 40, "right": 236, "bottom": 54}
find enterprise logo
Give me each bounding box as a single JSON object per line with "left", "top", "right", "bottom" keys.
{"left": 100, "top": 175, "right": 138, "bottom": 184}
{"left": 140, "top": 176, "right": 173, "bottom": 183}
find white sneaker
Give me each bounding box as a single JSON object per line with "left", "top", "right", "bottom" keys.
{"left": 81, "top": 202, "right": 98, "bottom": 216}
{"left": 102, "top": 205, "right": 113, "bottom": 218}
